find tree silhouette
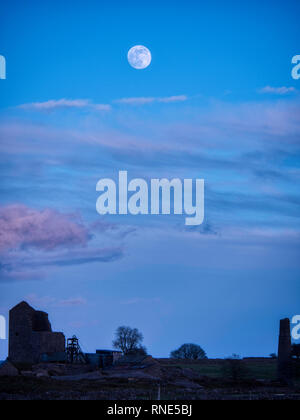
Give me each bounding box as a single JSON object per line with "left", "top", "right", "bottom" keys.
{"left": 113, "top": 326, "right": 146, "bottom": 355}
{"left": 170, "top": 343, "right": 207, "bottom": 360}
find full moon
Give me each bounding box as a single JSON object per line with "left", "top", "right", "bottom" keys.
{"left": 127, "top": 45, "right": 152, "bottom": 69}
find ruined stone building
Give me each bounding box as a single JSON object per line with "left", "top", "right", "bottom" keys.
{"left": 9, "top": 301, "right": 65, "bottom": 364}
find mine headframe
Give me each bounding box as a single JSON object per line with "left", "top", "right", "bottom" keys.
{"left": 66, "top": 335, "right": 87, "bottom": 364}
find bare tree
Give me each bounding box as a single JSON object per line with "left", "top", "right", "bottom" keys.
{"left": 113, "top": 326, "right": 145, "bottom": 355}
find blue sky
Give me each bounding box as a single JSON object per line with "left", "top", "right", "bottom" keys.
{"left": 0, "top": 0, "right": 300, "bottom": 360}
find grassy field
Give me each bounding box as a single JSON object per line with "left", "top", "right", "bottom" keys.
{"left": 158, "top": 358, "right": 279, "bottom": 380}
{"left": 159, "top": 358, "right": 300, "bottom": 386}
{"left": 1, "top": 358, "right": 299, "bottom": 400}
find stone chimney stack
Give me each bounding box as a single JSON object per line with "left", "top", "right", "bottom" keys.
{"left": 277, "top": 318, "right": 292, "bottom": 383}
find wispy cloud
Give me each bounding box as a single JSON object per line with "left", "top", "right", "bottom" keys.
{"left": 158, "top": 95, "right": 188, "bottom": 103}
{"left": 121, "top": 297, "right": 161, "bottom": 305}
{"left": 0, "top": 246, "right": 124, "bottom": 282}
{"left": 3, "top": 98, "right": 300, "bottom": 155}
{"left": 114, "top": 95, "right": 188, "bottom": 105}
{"left": 0, "top": 268, "right": 46, "bottom": 283}
{"left": 259, "top": 86, "right": 296, "bottom": 95}
{"left": 25, "top": 294, "right": 87, "bottom": 308}
{"left": 17, "top": 95, "right": 187, "bottom": 111}
{"left": 18, "top": 98, "right": 111, "bottom": 111}
{"left": 27, "top": 247, "right": 124, "bottom": 267}
{"left": 57, "top": 297, "right": 87, "bottom": 307}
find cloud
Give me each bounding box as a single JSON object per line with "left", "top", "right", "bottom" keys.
{"left": 24, "top": 294, "right": 56, "bottom": 307}
{"left": 114, "top": 95, "right": 188, "bottom": 105}
{"left": 1, "top": 97, "right": 300, "bottom": 239}
{"left": 24, "top": 294, "right": 87, "bottom": 308}
{"left": 0, "top": 268, "right": 46, "bottom": 282}
{"left": 182, "top": 221, "right": 220, "bottom": 236}
{"left": 57, "top": 297, "right": 87, "bottom": 307}
{"left": 5, "top": 98, "right": 300, "bottom": 162}
{"left": 259, "top": 86, "right": 296, "bottom": 95}
{"left": 158, "top": 95, "right": 188, "bottom": 103}
{"left": 121, "top": 297, "right": 161, "bottom": 305}
{"left": 90, "top": 220, "right": 137, "bottom": 239}
{"left": 205, "top": 188, "right": 300, "bottom": 220}
{"left": 0, "top": 204, "right": 125, "bottom": 282}
{"left": 0, "top": 247, "right": 123, "bottom": 282}
{"left": 0, "top": 204, "right": 90, "bottom": 252}
{"left": 27, "top": 247, "right": 124, "bottom": 267}
{"left": 17, "top": 95, "right": 188, "bottom": 112}
{"left": 18, "top": 99, "right": 111, "bottom": 112}
{"left": 116, "top": 97, "right": 156, "bottom": 105}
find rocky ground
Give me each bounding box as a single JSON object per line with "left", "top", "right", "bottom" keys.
{"left": 0, "top": 357, "right": 299, "bottom": 400}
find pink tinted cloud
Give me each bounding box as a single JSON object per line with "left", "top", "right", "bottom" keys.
{"left": 2, "top": 98, "right": 300, "bottom": 163}
{"left": 0, "top": 204, "right": 90, "bottom": 252}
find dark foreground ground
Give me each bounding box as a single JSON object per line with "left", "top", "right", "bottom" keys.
{"left": 0, "top": 358, "right": 299, "bottom": 400}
